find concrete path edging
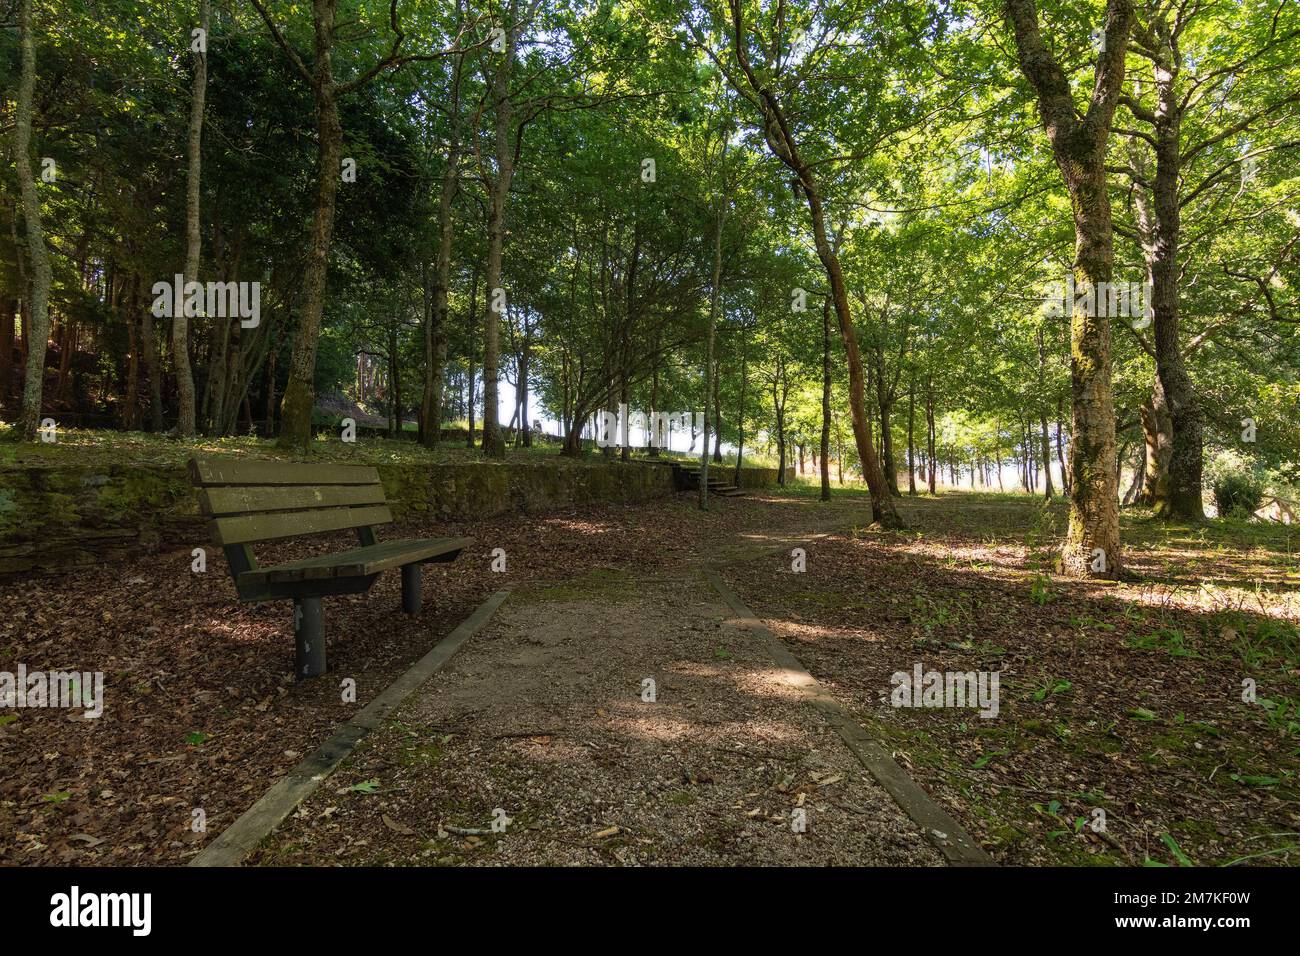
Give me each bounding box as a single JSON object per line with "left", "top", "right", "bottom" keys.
{"left": 705, "top": 570, "right": 994, "bottom": 867}
{"left": 189, "top": 589, "right": 512, "bottom": 867}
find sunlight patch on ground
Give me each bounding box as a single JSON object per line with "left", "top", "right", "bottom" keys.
{"left": 538, "top": 517, "right": 619, "bottom": 535}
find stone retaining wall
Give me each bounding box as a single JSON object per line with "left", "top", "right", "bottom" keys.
{"left": 0, "top": 459, "right": 789, "bottom": 574}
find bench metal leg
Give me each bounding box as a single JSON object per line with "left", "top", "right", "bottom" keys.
{"left": 401, "top": 564, "right": 422, "bottom": 615}
{"left": 294, "top": 597, "right": 325, "bottom": 678}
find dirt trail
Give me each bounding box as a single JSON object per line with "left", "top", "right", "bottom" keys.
{"left": 2, "top": 483, "right": 899, "bottom": 866}
{"left": 256, "top": 551, "right": 944, "bottom": 865}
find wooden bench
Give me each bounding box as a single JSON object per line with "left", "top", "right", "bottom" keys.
{"left": 189, "top": 457, "right": 472, "bottom": 678}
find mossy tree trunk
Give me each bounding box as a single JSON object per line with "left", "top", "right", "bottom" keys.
{"left": 248, "top": 0, "right": 346, "bottom": 451}
{"left": 1007, "top": 0, "right": 1133, "bottom": 578}
{"left": 14, "top": 0, "right": 53, "bottom": 440}
{"left": 1137, "top": 380, "right": 1173, "bottom": 508}
{"left": 251, "top": 0, "right": 432, "bottom": 452}
{"left": 1124, "top": 16, "right": 1205, "bottom": 519}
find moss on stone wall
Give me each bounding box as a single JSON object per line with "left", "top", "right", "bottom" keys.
{"left": 376, "top": 460, "right": 680, "bottom": 522}
{"left": 734, "top": 466, "right": 794, "bottom": 489}
{"left": 0, "top": 458, "right": 787, "bottom": 574}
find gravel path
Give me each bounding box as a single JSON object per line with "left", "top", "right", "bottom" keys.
{"left": 254, "top": 570, "right": 944, "bottom": 865}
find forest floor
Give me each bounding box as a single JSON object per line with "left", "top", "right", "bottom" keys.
{"left": 2, "top": 479, "right": 1296, "bottom": 866}
{"left": 0, "top": 482, "right": 852, "bottom": 865}
{"left": 721, "top": 491, "right": 1300, "bottom": 867}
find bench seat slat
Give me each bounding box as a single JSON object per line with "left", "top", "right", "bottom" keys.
{"left": 210, "top": 505, "right": 393, "bottom": 546}
{"left": 190, "top": 458, "right": 381, "bottom": 487}
{"left": 198, "top": 483, "right": 386, "bottom": 516}
{"left": 238, "top": 536, "right": 473, "bottom": 585}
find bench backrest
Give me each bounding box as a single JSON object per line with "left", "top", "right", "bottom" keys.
{"left": 189, "top": 458, "right": 392, "bottom": 546}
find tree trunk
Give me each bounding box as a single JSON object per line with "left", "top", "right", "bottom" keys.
{"left": 875, "top": 356, "right": 900, "bottom": 495}
{"left": 0, "top": 296, "right": 13, "bottom": 405}
{"left": 480, "top": 12, "right": 520, "bottom": 460}
{"left": 1021, "top": 420, "right": 1032, "bottom": 493}
{"left": 906, "top": 375, "right": 917, "bottom": 495}
{"left": 419, "top": 260, "right": 432, "bottom": 442}
{"left": 820, "top": 298, "right": 831, "bottom": 501}
{"left": 421, "top": 237, "right": 451, "bottom": 448}
{"left": 700, "top": 192, "right": 726, "bottom": 511}
{"left": 1007, "top": 0, "right": 1132, "bottom": 578}
{"left": 1136, "top": 33, "right": 1204, "bottom": 519}
{"left": 176, "top": 0, "right": 209, "bottom": 437}
{"left": 648, "top": 342, "right": 660, "bottom": 456}
{"left": 55, "top": 316, "right": 74, "bottom": 404}
{"left": 925, "top": 382, "right": 937, "bottom": 494}
{"left": 1039, "top": 413, "right": 1055, "bottom": 498}
{"left": 773, "top": 363, "right": 786, "bottom": 486}
{"left": 206, "top": 308, "right": 229, "bottom": 433}
{"left": 276, "top": 0, "right": 343, "bottom": 450}
{"left": 1138, "top": 381, "right": 1173, "bottom": 508}
{"left": 836, "top": 420, "right": 843, "bottom": 485}
{"left": 711, "top": 359, "right": 722, "bottom": 463}
{"left": 263, "top": 329, "right": 278, "bottom": 437}
{"left": 466, "top": 265, "right": 478, "bottom": 447}
{"left": 140, "top": 297, "right": 165, "bottom": 431}
{"left": 1055, "top": 400, "right": 1070, "bottom": 495}
{"left": 814, "top": 196, "right": 899, "bottom": 523}
{"left": 388, "top": 319, "right": 402, "bottom": 436}
{"left": 1123, "top": 436, "right": 1146, "bottom": 505}
{"left": 519, "top": 311, "right": 532, "bottom": 447}
{"left": 122, "top": 276, "right": 140, "bottom": 429}
{"left": 1036, "top": 325, "right": 1055, "bottom": 497}
{"left": 13, "top": 0, "right": 53, "bottom": 439}
{"left": 423, "top": 45, "right": 464, "bottom": 449}
{"left": 724, "top": 8, "right": 901, "bottom": 527}
{"left": 617, "top": 373, "right": 629, "bottom": 461}
{"left": 733, "top": 321, "right": 748, "bottom": 485}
